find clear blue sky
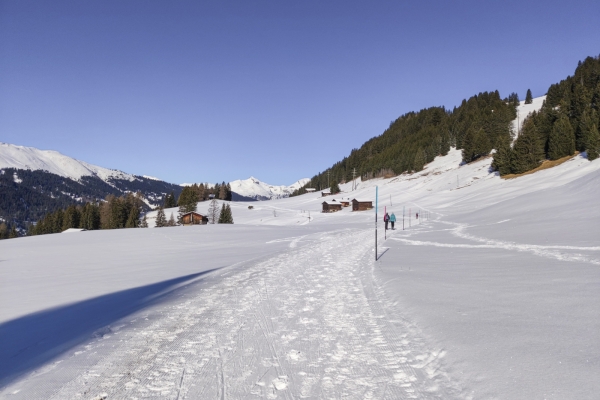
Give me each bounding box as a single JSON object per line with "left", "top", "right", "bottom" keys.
{"left": 1, "top": 1, "right": 599, "bottom": 185}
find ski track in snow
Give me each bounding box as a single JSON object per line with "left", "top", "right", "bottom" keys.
{"left": 391, "top": 222, "right": 600, "bottom": 266}
{"left": 24, "top": 229, "right": 461, "bottom": 399}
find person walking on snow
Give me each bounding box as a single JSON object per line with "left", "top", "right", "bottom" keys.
{"left": 384, "top": 212, "right": 389, "bottom": 230}
{"left": 390, "top": 212, "right": 396, "bottom": 230}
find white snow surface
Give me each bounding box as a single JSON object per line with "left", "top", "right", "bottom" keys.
{"left": 512, "top": 95, "right": 546, "bottom": 137}
{"left": 2, "top": 144, "right": 600, "bottom": 398}
{"left": 0, "top": 142, "right": 136, "bottom": 182}
{"left": 229, "top": 176, "right": 310, "bottom": 200}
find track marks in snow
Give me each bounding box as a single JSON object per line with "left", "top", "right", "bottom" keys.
{"left": 35, "top": 229, "right": 459, "bottom": 399}
{"left": 392, "top": 222, "right": 600, "bottom": 266}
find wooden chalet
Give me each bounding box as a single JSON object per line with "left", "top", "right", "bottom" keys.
{"left": 321, "top": 190, "right": 331, "bottom": 197}
{"left": 351, "top": 199, "right": 373, "bottom": 211}
{"left": 180, "top": 211, "right": 208, "bottom": 225}
{"left": 322, "top": 200, "right": 342, "bottom": 213}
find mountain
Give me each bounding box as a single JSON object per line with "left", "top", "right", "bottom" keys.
{"left": 0, "top": 142, "right": 184, "bottom": 229}
{"left": 229, "top": 177, "right": 310, "bottom": 201}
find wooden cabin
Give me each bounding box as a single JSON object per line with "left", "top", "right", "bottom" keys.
{"left": 322, "top": 201, "right": 342, "bottom": 213}
{"left": 180, "top": 211, "right": 208, "bottom": 225}
{"left": 305, "top": 188, "right": 316, "bottom": 192}
{"left": 351, "top": 199, "right": 373, "bottom": 211}
{"left": 339, "top": 200, "right": 350, "bottom": 207}
{"left": 321, "top": 190, "right": 331, "bottom": 197}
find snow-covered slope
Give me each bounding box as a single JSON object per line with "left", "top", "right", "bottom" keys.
{"left": 0, "top": 142, "right": 136, "bottom": 182}
{"left": 3, "top": 143, "right": 600, "bottom": 399}
{"left": 512, "top": 95, "right": 546, "bottom": 137}
{"left": 229, "top": 176, "right": 310, "bottom": 200}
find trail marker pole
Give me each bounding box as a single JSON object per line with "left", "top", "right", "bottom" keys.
{"left": 375, "top": 186, "right": 378, "bottom": 260}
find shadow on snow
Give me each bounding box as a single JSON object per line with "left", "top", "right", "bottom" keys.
{"left": 0, "top": 269, "right": 220, "bottom": 388}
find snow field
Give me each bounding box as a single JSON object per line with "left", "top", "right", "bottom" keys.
{"left": 2, "top": 130, "right": 600, "bottom": 398}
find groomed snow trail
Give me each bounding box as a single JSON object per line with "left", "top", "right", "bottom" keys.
{"left": 38, "top": 229, "right": 460, "bottom": 399}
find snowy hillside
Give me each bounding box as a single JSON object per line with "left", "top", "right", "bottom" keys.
{"left": 511, "top": 95, "right": 546, "bottom": 137}
{"left": 0, "top": 142, "right": 137, "bottom": 182}
{"left": 229, "top": 176, "right": 310, "bottom": 200}
{"left": 3, "top": 143, "right": 600, "bottom": 398}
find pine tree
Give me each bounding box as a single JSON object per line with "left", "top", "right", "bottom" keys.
{"left": 164, "top": 191, "right": 176, "bottom": 208}
{"left": 125, "top": 206, "right": 140, "bottom": 228}
{"left": 9, "top": 225, "right": 18, "bottom": 239}
{"left": 511, "top": 118, "right": 544, "bottom": 174}
{"left": 155, "top": 207, "right": 167, "bottom": 227}
{"left": 525, "top": 89, "right": 533, "bottom": 104}
{"left": 413, "top": 148, "right": 427, "bottom": 171}
{"left": 207, "top": 199, "right": 219, "bottom": 224}
{"left": 168, "top": 213, "right": 176, "bottom": 226}
{"left": 218, "top": 204, "right": 227, "bottom": 223}
{"left": 140, "top": 214, "right": 149, "bottom": 228}
{"left": 491, "top": 135, "right": 513, "bottom": 175}
{"left": 330, "top": 180, "right": 340, "bottom": 194}
{"left": 226, "top": 204, "right": 233, "bottom": 223}
{"left": 585, "top": 117, "right": 600, "bottom": 161}
{"left": 548, "top": 115, "right": 576, "bottom": 160}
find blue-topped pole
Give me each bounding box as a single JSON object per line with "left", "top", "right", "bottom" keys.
{"left": 375, "top": 186, "right": 378, "bottom": 260}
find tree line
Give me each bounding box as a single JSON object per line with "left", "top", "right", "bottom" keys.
{"left": 493, "top": 56, "right": 600, "bottom": 175}
{"left": 293, "top": 54, "right": 600, "bottom": 195}
{"left": 30, "top": 192, "right": 145, "bottom": 235}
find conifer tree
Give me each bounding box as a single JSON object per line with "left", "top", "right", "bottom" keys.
{"left": 413, "top": 148, "right": 427, "bottom": 171}
{"left": 9, "top": 225, "right": 18, "bottom": 239}
{"left": 511, "top": 118, "right": 544, "bottom": 174}
{"left": 125, "top": 206, "right": 140, "bottom": 228}
{"left": 155, "top": 206, "right": 167, "bottom": 227}
{"left": 548, "top": 116, "right": 576, "bottom": 160}
{"left": 218, "top": 203, "right": 234, "bottom": 224}
{"left": 140, "top": 214, "right": 149, "bottom": 228}
{"left": 525, "top": 89, "right": 533, "bottom": 104}
{"left": 585, "top": 117, "right": 600, "bottom": 161}
{"left": 168, "top": 213, "right": 176, "bottom": 226}
{"left": 330, "top": 180, "right": 341, "bottom": 194}
{"left": 0, "top": 223, "right": 8, "bottom": 239}
{"left": 164, "top": 191, "right": 177, "bottom": 208}
{"left": 207, "top": 199, "right": 219, "bottom": 224}
{"left": 491, "top": 135, "right": 513, "bottom": 175}
{"left": 218, "top": 204, "right": 227, "bottom": 223}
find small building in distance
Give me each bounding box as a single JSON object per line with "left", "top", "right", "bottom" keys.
{"left": 351, "top": 199, "right": 373, "bottom": 211}
{"left": 321, "top": 190, "right": 331, "bottom": 197}
{"left": 322, "top": 200, "right": 342, "bottom": 213}
{"left": 305, "top": 188, "right": 316, "bottom": 193}
{"left": 180, "top": 211, "right": 208, "bottom": 225}
{"left": 339, "top": 199, "right": 350, "bottom": 207}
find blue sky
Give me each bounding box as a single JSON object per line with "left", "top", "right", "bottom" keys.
{"left": 1, "top": 1, "right": 599, "bottom": 185}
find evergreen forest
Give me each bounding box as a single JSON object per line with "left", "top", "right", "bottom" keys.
{"left": 293, "top": 55, "right": 600, "bottom": 195}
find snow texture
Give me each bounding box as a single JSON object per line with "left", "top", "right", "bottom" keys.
{"left": 1, "top": 98, "right": 599, "bottom": 399}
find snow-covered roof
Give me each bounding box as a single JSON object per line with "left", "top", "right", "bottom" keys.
{"left": 322, "top": 200, "right": 341, "bottom": 205}
{"left": 352, "top": 199, "right": 372, "bottom": 203}
{"left": 62, "top": 228, "right": 87, "bottom": 233}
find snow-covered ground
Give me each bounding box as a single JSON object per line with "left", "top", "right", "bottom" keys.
{"left": 1, "top": 145, "right": 599, "bottom": 398}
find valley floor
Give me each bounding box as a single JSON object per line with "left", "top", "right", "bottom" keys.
{"left": 1, "top": 149, "right": 599, "bottom": 399}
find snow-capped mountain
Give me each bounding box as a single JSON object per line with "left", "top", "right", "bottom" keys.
{"left": 229, "top": 177, "right": 310, "bottom": 201}
{"left": 0, "top": 142, "right": 184, "bottom": 228}
{"left": 0, "top": 142, "right": 138, "bottom": 182}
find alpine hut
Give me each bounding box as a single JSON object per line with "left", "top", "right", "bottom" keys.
{"left": 322, "top": 200, "right": 342, "bottom": 213}
{"left": 180, "top": 211, "right": 208, "bottom": 225}
{"left": 351, "top": 199, "right": 373, "bottom": 211}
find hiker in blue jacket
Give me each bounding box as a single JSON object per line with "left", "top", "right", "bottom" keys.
{"left": 390, "top": 212, "right": 396, "bottom": 230}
